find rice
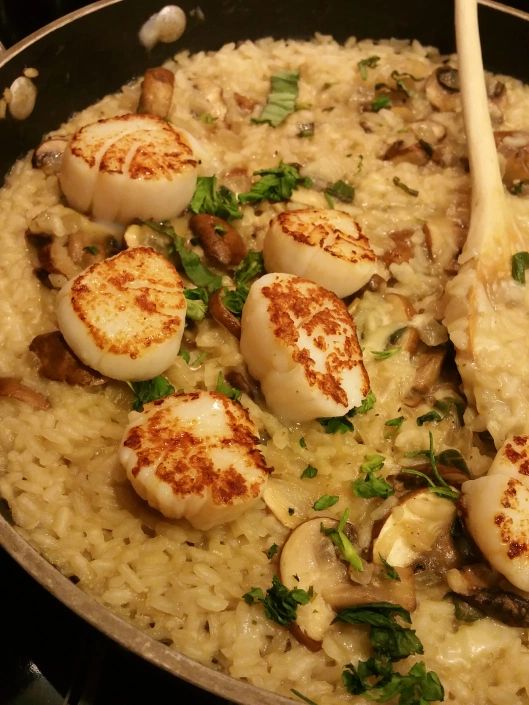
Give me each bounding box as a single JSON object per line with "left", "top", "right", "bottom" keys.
{"left": 1, "top": 31, "right": 529, "bottom": 705}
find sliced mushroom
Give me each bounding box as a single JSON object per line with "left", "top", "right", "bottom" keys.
{"left": 385, "top": 293, "right": 416, "bottom": 321}
{"left": 224, "top": 369, "right": 259, "bottom": 401}
{"left": 262, "top": 478, "right": 316, "bottom": 529}
{"left": 189, "top": 214, "right": 246, "bottom": 267}
{"left": 280, "top": 518, "right": 416, "bottom": 648}
{"left": 454, "top": 589, "right": 529, "bottom": 627}
{"left": 137, "top": 67, "right": 175, "bottom": 119}
{"left": 494, "top": 130, "right": 529, "bottom": 189}
{"left": 30, "top": 331, "right": 105, "bottom": 386}
{"left": 372, "top": 489, "right": 456, "bottom": 568}
{"left": 382, "top": 139, "right": 431, "bottom": 166}
{"left": 410, "top": 348, "right": 446, "bottom": 395}
{"left": 32, "top": 136, "right": 68, "bottom": 175}
{"left": 208, "top": 290, "right": 242, "bottom": 339}
{"left": 425, "top": 67, "right": 460, "bottom": 112}
{"left": 382, "top": 229, "right": 415, "bottom": 266}
{"left": 423, "top": 217, "right": 464, "bottom": 271}
{"left": 233, "top": 92, "right": 258, "bottom": 113}
{"left": 0, "top": 378, "right": 49, "bottom": 410}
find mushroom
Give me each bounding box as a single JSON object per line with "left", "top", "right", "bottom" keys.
{"left": 262, "top": 478, "right": 317, "bottom": 529}
{"left": 32, "top": 135, "right": 69, "bottom": 175}
{"left": 494, "top": 130, "right": 529, "bottom": 189}
{"left": 382, "top": 139, "right": 431, "bottom": 166}
{"left": 425, "top": 67, "right": 460, "bottom": 112}
{"left": 0, "top": 378, "right": 49, "bottom": 410}
{"left": 372, "top": 489, "right": 456, "bottom": 568}
{"left": 137, "top": 67, "right": 175, "bottom": 119}
{"left": 233, "top": 92, "right": 258, "bottom": 113}
{"left": 423, "top": 217, "right": 464, "bottom": 272}
{"left": 280, "top": 518, "right": 416, "bottom": 648}
{"left": 208, "top": 290, "right": 242, "bottom": 339}
{"left": 29, "top": 331, "right": 105, "bottom": 386}
{"left": 409, "top": 348, "right": 446, "bottom": 395}
{"left": 382, "top": 229, "right": 415, "bottom": 266}
{"left": 189, "top": 214, "right": 247, "bottom": 267}
{"left": 454, "top": 589, "right": 529, "bottom": 627}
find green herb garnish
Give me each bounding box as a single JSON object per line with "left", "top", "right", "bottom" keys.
{"left": 321, "top": 508, "right": 363, "bottom": 570}
{"left": 297, "top": 122, "right": 315, "bottom": 138}
{"left": 129, "top": 376, "right": 175, "bottom": 411}
{"left": 199, "top": 112, "right": 217, "bottom": 124}
{"left": 222, "top": 251, "right": 265, "bottom": 316}
{"left": 313, "top": 494, "right": 339, "bottom": 511}
{"left": 184, "top": 287, "right": 208, "bottom": 321}
{"left": 380, "top": 555, "right": 401, "bottom": 581}
{"left": 358, "top": 55, "right": 380, "bottom": 80}
{"left": 401, "top": 432, "right": 460, "bottom": 500}
{"left": 290, "top": 689, "right": 319, "bottom": 705}
{"left": 324, "top": 179, "right": 354, "bottom": 204}
{"left": 318, "top": 391, "right": 375, "bottom": 433}
{"left": 238, "top": 162, "right": 312, "bottom": 205}
{"left": 393, "top": 176, "right": 419, "bottom": 196}
{"left": 372, "top": 347, "right": 401, "bottom": 361}
{"left": 512, "top": 251, "right": 529, "bottom": 284}
{"left": 385, "top": 416, "right": 405, "bottom": 429}
{"left": 301, "top": 465, "right": 318, "bottom": 479}
{"left": 371, "top": 94, "right": 392, "bottom": 112}
{"left": 343, "top": 659, "right": 444, "bottom": 704}
{"left": 215, "top": 372, "right": 241, "bottom": 401}
{"left": 265, "top": 543, "right": 279, "bottom": 560}
{"left": 299, "top": 436, "right": 307, "bottom": 449}
{"left": 83, "top": 245, "right": 98, "bottom": 255}
{"left": 352, "top": 454, "right": 394, "bottom": 499}
{"left": 416, "top": 410, "right": 443, "bottom": 426}
{"left": 242, "top": 575, "right": 312, "bottom": 626}
{"left": 189, "top": 176, "right": 242, "bottom": 220}
{"left": 253, "top": 71, "right": 300, "bottom": 127}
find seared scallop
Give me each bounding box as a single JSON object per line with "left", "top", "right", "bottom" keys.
{"left": 56, "top": 247, "right": 186, "bottom": 381}
{"left": 263, "top": 209, "right": 377, "bottom": 298}
{"left": 240, "top": 273, "right": 370, "bottom": 421}
{"left": 59, "top": 114, "right": 199, "bottom": 223}
{"left": 119, "top": 391, "right": 271, "bottom": 529}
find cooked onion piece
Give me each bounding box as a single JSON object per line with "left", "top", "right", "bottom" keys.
{"left": 263, "top": 208, "right": 377, "bottom": 298}
{"left": 119, "top": 391, "right": 270, "bottom": 529}
{"left": 59, "top": 114, "right": 199, "bottom": 223}
{"left": 56, "top": 247, "right": 186, "bottom": 381}
{"left": 240, "top": 273, "right": 370, "bottom": 422}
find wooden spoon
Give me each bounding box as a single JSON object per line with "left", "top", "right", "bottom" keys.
{"left": 444, "top": 0, "right": 529, "bottom": 447}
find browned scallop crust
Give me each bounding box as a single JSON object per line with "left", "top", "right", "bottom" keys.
{"left": 69, "top": 113, "right": 197, "bottom": 180}
{"left": 261, "top": 276, "right": 369, "bottom": 407}
{"left": 124, "top": 392, "right": 271, "bottom": 507}
{"left": 494, "top": 477, "right": 529, "bottom": 560}
{"left": 69, "top": 246, "right": 184, "bottom": 359}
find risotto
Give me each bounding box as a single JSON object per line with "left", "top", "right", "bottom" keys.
{"left": 2, "top": 27, "right": 529, "bottom": 705}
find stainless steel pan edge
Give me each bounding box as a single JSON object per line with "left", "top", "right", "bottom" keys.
{"left": 0, "top": 1, "right": 528, "bottom": 703}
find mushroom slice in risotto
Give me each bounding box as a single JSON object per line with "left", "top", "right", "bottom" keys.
{"left": 56, "top": 247, "right": 186, "bottom": 381}
{"left": 119, "top": 391, "right": 271, "bottom": 530}
{"left": 462, "top": 434, "right": 529, "bottom": 592}
{"left": 59, "top": 114, "right": 199, "bottom": 223}
{"left": 263, "top": 208, "right": 377, "bottom": 298}
{"left": 240, "top": 273, "right": 370, "bottom": 422}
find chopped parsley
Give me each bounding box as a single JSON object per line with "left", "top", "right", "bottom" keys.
{"left": 338, "top": 602, "right": 444, "bottom": 704}
{"left": 299, "top": 436, "right": 307, "bottom": 449}
{"left": 199, "top": 112, "right": 217, "bottom": 124}
{"left": 324, "top": 179, "right": 354, "bottom": 204}
{"left": 416, "top": 410, "right": 443, "bottom": 426}
{"left": 253, "top": 71, "right": 300, "bottom": 127}
{"left": 215, "top": 372, "right": 241, "bottom": 401}
{"left": 83, "top": 245, "right": 98, "bottom": 255}
{"left": 371, "top": 347, "right": 401, "bottom": 361}
{"left": 222, "top": 251, "right": 265, "bottom": 316}
{"left": 380, "top": 555, "right": 401, "bottom": 582}
{"left": 385, "top": 416, "right": 405, "bottom": 429}
{"left": 321, "top": 508, "right": 363, "bottom": 571}
{"left": 401, "top": 432, "right": 460, "bottom": 500}
{"left": 184, "top": 287, "right": 208, "bottom": 321}
{"left": 319, "top": 391, "right": 376, "bottom": 434}
{"left": 242, "top": 575, "right": 312, "bottom": 626}
{"left": 371, "top": 94, "right": 392, "bottom": 112}
{"left": 265, "top": 543, "right": 279, "bottom": 560}
{"left": 358, "top": 55, "right": 380, "bottom": 80}
{"left": 313, "top": 494, "right": 339, "bottom": 511}
{"left": 393, "top": 176, "right": 419, "bottom": 197}
{"left": 189, "top": 176, "right": 242, "bottom": 220}
{"left": 238, "top": 162, "right": 312, "bottom": 205}
{"left": 128, "top": 376, "right": 175, "bottom": 411}
{"left": 436, "top": 448, "right": 470, "bottom": 476}
{"left": 352, "top": 454, "right": 394, "bottom": 499}
{"left": 512, "top": 251, "right": 529, "bottom": 284}
{"left": 301, "top": 464, "right": 318, "bottom": 479}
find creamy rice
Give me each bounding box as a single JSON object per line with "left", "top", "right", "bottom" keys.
{"left": 2, "top": 33, "right": 529, "bottom": 705}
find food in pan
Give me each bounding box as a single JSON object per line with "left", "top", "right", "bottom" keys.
{"left": 3, "top": 21, "right": 529, "bottom": 705}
